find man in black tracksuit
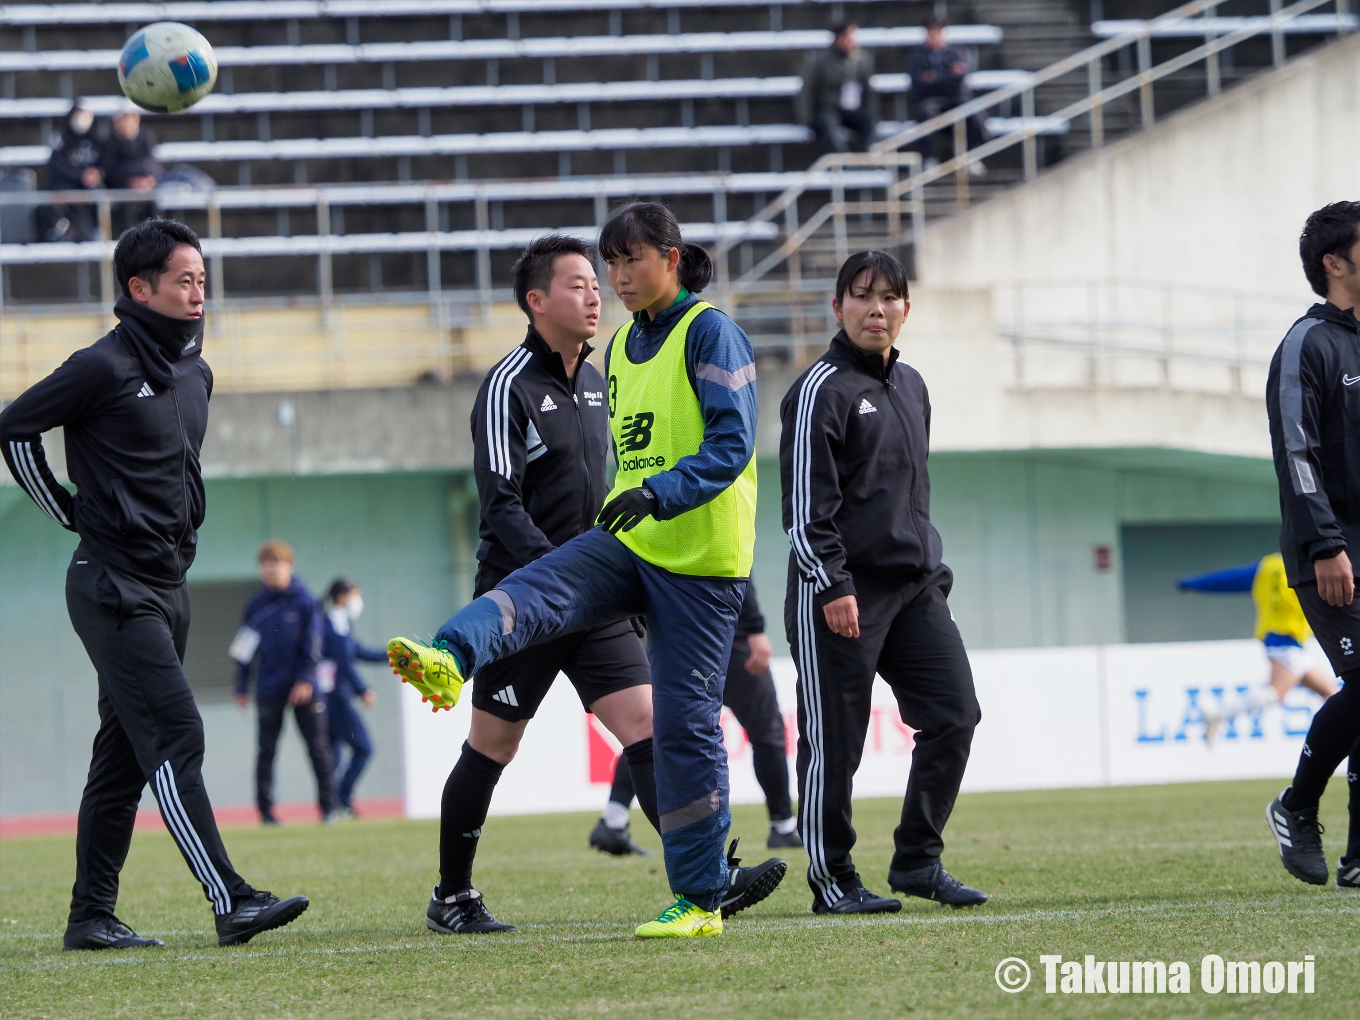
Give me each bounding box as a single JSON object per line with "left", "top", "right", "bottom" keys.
{"left": 425, "top": 234, "right": 661, "bottom": 934}
{"left": 779, "top": 250, "right": 985, "bottom": 914}
{"left": 1264, "top": 202, "right": 1360, "bottom": 891}
{"left": 0, "top": 219, "right": 307, "bottom": 949}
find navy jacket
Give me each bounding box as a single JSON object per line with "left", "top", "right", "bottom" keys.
{"left": 235, "top": 579, "right": 322, "bottom": 702}
{"left": 321, "top": 607, "right": 386, "bottom": 699}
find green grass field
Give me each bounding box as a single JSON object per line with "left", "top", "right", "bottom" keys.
{"left": 2, "top": 779, "right": 1357, "bottom": 1019}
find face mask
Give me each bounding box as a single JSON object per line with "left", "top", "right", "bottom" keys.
{"left": 346, "top": 594, "right": 364, "bottom": 620}
{"left": 70, "top": 110, "right": 94, "bottom": 135}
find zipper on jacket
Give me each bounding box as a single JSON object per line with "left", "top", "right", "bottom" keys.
{"left": 171, "top": 390, "right": 190, "bottom": 580}
{"left": 884, "top": 377, "right": 930, "bottom": 554}
{"left": 571, "top": 371, "right": 594, "bottom": 532}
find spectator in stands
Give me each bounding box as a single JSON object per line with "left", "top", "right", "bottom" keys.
{"left": 98, "top": 104, "right": 161, "bottom": 232}
{"left": 906, "top": 19, "right": 988, "bottom": 175}
{"left": 41, "top": 101, "right": 102, "bottom": 241}
{"left": 798, "top": 23, "right": 878, "bottom": 154}
{"left": 320, "top": 578, "right": 384, "bottom": 818}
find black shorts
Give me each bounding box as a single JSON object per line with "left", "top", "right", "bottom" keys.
{"left": 1296, "top": 581, "right": 1360, "bottom": 676}
{"left": 470, "top": 618, "right": 651, "bottom": 722}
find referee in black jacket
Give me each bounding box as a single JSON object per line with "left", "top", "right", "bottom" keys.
{"left": 779, "top": 250, "right": 986, "bottom": 914}
{"left": 1264, "top": 201, "right": 1360, "bottom": 890}
{"left": 0, "top": 220, "right": 308, "bottom": 949}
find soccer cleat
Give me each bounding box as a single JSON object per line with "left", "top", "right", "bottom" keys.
{"left": 426, "top": 888, "right": 516, "bottom": 934}
{"left": 1338, "top": 858, "right": 1360, "bottom": 890}
{"left": 387, "top": 636, "right": 465, "bottom": 712}
{"left": 767, "top": 827, "right": 803, "bottom": 849}
{"left": 1266, "top": 789, "right": 1328, "bottom": 885}
{"left": 719, "top": 839, "right": 787, "bottom": 918}
{"left": 63, "top": 916, "right": 164, "bottom": 950}
{"left": 215, "top": 890, "right": 310, "bottom": 946}
{"left": 635, "top": 896, "right": 723, "bottom": 938}
{"left": 888, "top": 864, "right": 988, "bottom": 907}
{"left": 811, "top": 884, "right": 902, "bottom": 915}
{"left": 589, "top": 819, "right": 650, "bottom": 856}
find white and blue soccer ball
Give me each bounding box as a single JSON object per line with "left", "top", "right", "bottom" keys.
{"left": 117, "top": 22, "right": 218, "bottom": 114}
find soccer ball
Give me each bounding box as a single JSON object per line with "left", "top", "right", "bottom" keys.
{"left": 117, "top": 22, "right": 218, "bottom": 114}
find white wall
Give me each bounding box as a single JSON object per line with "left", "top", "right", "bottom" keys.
{"left": 917, "top": 33, "right": 1360, "bottom": 301}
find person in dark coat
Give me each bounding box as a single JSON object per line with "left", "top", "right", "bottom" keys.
{"left": 41, "top": 100, "right": 103, "bottom": 240}
{"left": 798, "top": 24, "right": 878, "bottom": 154}
{"left": 98, "top": 104, "right": 160, "bottom": 233}
{"left": 906, "top": 19, "right": 988, "bottom": 172}
{"left": 320, "top": 578, "right": 385, "bottom": 816}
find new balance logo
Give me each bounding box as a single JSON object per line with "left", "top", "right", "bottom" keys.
{"left": 857, "top": 399, "right": 877, "bottom": 414}
{"left": 491, "top": 686, "right": 519, "bottom": 707}
{"left": 136, "top": 382, "right": 154, "bottom": 398}
{"left": 540, "top": 394, "right": 558, "bottom": 412}
{"left": 619, "top": 412, "right": 655, "bottom": 452}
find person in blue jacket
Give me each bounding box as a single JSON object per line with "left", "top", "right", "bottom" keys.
{"left": 232, "top": 540, "right": 337, "bottom": 824}
{"left": 321, "top": 577, "right": 385, "bottom": 817}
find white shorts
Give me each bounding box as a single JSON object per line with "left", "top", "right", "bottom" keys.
{"left": 1264, "top": 641, "right": 1313, "bottom": 678}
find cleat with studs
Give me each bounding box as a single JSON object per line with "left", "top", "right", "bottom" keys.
{"left": 388, "top": 637, "right": 465, "bottom": 710}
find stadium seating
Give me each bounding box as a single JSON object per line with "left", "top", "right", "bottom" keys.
{"left": 1092, "top": 13, "right": 1358, "bottom": 38}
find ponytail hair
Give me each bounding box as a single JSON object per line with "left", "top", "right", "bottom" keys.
{"left": 598, "top": 201, "right": 713, "bottom": 294}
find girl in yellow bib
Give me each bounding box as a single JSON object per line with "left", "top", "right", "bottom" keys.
{"left": 389, "top": 203, "right": 785, "bottom": 937}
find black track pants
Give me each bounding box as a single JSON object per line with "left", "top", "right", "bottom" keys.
{"left": 255, "top": 697, "right": 337, "bottom": 818}
{"left": 724, "top": 636, "right": 794, "bottom": 822}
{"left": 787, "top": 566, "right": 980, "bottom": 905}
{"left": 65, "top": 552, "right": 252, "bottom": 922}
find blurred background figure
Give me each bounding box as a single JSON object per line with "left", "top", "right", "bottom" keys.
{"left": 799, "top": 23, "right": 877, "bottom": 155}
{"left": 231, "top": 540, "right": 338, "bottom": 825}
{"left": 39, "top": 100, "right": 102, "bottom": 241}
{"left": 98, "top": 103, "right": 161, "bottom": 232}
{"left": 907, "top": 19, "right": 988, "bottom": 174}
{"left": 320, "top": 577, "right": 385, "bottom": 818}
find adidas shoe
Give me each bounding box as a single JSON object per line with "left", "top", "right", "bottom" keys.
{"left": 387, "top": 637, "right": 465, "bottom": 712}
{"left": 215, "top": 890, "right": 310, "bottom": 946}
{"left": 719, "top": 838, "right": 786, "bottom": 918}
{"left": 811, "top": 883, "right": 901, "bottom": 915}
{"left": 589, "top": 819, "right": 650, "bottom": 856}
{"left": 426, "top": 888, "right": 516, "bottom": 934}
{"left": 1338, "top": 858, "right": 1360, "bottom": 890}
{"left": 888, "top": 863, "right": 988, "bottom": 907}
{"left": 1266, "top": 789, "right": 1328, "bottom": 886}
{"left": 635, "top": 896, "right": 722, "bottom": 938}
{"left": 63, "top": 915, "right": 164, "bottom": 951}
{"left": 767, "top": 826, "right": 803, "bottom": 849}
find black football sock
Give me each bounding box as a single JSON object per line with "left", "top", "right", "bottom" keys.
{"left": 608, "top": 754, "right": 636, "bottom": 816}
{"left": 437, "top": 741, "right": 505, "bottom": 898}
{"left": 1285, "top": 676, "right": 1360, "bottom": 812}
{"left": 622, "top": 738, "right": 660, "bottom": 835}
{"left": 1347, "top": 737, "right": 1360, "bottom": 864}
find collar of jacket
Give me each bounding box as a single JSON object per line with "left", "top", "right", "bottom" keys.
{"left": 113, "top": 294, "right": 205, "bottom": 390}
{"left": 524, "top": 325, "right": 594, "bottom": 383}
{"left": 1308, "top": 301, "right": 1360, "bottom": 332}
{"left": 830, "top": 330, "right": 900, "bottom": 381}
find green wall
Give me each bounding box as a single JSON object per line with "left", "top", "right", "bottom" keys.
{"left": 0, "top": 449, "right": 1280, "bottom": 815}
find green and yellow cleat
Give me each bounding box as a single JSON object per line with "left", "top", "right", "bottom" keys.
{"left": 634, "top": 896, "right": 723, "bottom": 939}
{"left": 387, "top": 637, "right": 466, "bottom": 713}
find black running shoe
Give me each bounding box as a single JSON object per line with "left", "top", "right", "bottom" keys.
{"left": 767, "top": 827, "right": 803, "bottom": 849}
{"left": 215, "top": 890, "right": 310, "bottom": 946}
{"left": 426, "top": 888, "right": 516, "bottom": 934}
{"left": 811, "top": 884, "right": 902, "bottom": 915}
{"left": 589, "top": 819, "right": 650, "bottom": 856}
{"left": 1266, "top": 789, "right": 1328, "bottom": 886}
{"left": 720, "top": 839, "right": 787, "bottom": 918}
{"left": 63, "top": 915, "right": 164, "bottom": 951}
{"left": 1338, "top": 858, "right": 1360, "bottom": 890}
{"left": 888, "top": 864, "right": 988, "bottom": 907}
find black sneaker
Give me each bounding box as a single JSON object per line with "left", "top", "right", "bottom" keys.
{"left": 888, "top": 864, "right": 988, "bottom": 907}
{"left": 720, "top": 839, "right": 787, "bottom": 918}
{"left": 768, "top": 826, "right": 803, "bottom": 849}
{"left": 811, "top": 883, "right": 902, "bottom": 915}
{"left": 215, "top": 890, "right": 310, "bottom": 946}
{"left": 63, "top": 916, "right": 164, "bottom": 951}
{"left": 1338, "top": 858, "right": 1360, "bottom": 890}
{"left": 589, "top": 819, "right": 650, "bottom": 856}
{"left": 1266, "top": 789, "right": 1328, "bottom": 886}
{"left": 426, "top": 888, "right": 516, "bottom": 934}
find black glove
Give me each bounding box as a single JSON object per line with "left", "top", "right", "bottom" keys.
{"left": 598, "top": 485, "right": 656, "bottom": 534}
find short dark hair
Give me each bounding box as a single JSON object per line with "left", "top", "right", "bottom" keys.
{"left": 835, "top": 250, "right": 911, "bottom": 305}
{"left": 831, "top": 22, "right": 855, "bottom": 38}
{"left": 327, "top": 577, "right": 358, "bottom": 603}
{"left": 926, "top": 18, "right": 947, "bottom": 32}
{"left": 511, "top": 233, "right": 597, "bottom": 320}
{"left": 113, "top": 217, "right": 202, "bottom": 298}
{"left": 1300, "top": 201, "right": 1360, "bottom": 297}
{"left": 598, "top": 201, "right": 714, "bottom": 294}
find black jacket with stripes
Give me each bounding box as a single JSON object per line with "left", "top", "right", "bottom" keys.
{"left": 0, "top": 309, "right": 211, "bottom": 587}
{"left": 471, "top": 327, "right": 611, "bottom": 585}
{"left": 779, "top": 332, "right": 943, "bottom": 606}
{"left": 1266, "top": 301, "right": 1360, "bottom": 585}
